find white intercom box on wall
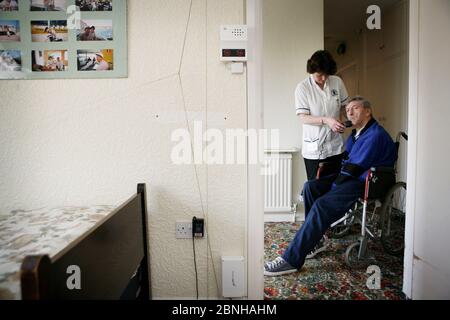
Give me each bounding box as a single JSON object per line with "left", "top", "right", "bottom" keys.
{"left": 220, "top": 25, "right": 248, "bottom": 62}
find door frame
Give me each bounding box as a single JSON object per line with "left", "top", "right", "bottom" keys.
{"left": 246, "top": 0, "right": 265, "bottom": 300}
{"left": 403, "top": 0, "right": 419, "bottom": 299}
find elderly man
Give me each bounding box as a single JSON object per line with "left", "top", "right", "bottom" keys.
{"left": 265, "top": 96, "right": 397, "bottom": 276}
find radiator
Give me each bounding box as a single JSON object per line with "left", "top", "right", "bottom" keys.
{"left": 264, "top": 153, "right": 293, "bottom": 213}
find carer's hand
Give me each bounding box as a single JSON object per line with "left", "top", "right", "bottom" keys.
{"left": 325, "top": 118, "right": 345, "bottom": 133}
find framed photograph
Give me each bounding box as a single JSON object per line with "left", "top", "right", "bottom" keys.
{"left": 0, "top": 20, "right": 20, "bottom": 42}
{"left": 32, "top": 49, "right": 68, "bottom": 71}
{"left": 77, "top": 20, "right": 113, "bottom": 41}
{"left": 30, "top": 0, "right": 67, "bottom": 11}
{"left": 31, "top": 20, "right": 68, "bottom": 42}
{"left": 75, "top": 0, "right": 112, "bottom": 11}
{"left": 0, "top": 50, "right": 21, "bottom": 71}
{"left": 0, "top": 0, "right": 19, "bottom": 11}
{"left": 77, "top": 49, "right": 112, "bottom": 71}
{"left": 0, "top": 0, "right": 127, "bottom": 79}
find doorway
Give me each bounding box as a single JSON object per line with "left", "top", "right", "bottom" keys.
{"left": 247, "top": 0, "right": 410, "bottom": 300}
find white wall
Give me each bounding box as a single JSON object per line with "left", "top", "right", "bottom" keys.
{"left": 406, "top": 0, "right": 450, "bottom": 299}
{"left": 0, "top": 0, "right": 247, "bottom": 299}
{"left": 262, "top": 0, "right": 323, "bottom": 209}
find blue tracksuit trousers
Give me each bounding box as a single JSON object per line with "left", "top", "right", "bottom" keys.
{"left": 282, "top": 175, "right": 364, "bottom": 269}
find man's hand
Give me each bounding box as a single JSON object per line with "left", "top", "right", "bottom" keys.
{"left": 324, "top": 117, "right": 345, "bottom": 133}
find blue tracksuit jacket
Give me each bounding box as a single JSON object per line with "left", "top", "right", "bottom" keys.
{"left": 341, "top": 118, "right": 397, "bottom": 182}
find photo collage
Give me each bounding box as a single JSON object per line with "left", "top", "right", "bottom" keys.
{"left": 0, "top": 0, "right": 122, "bottom": 77}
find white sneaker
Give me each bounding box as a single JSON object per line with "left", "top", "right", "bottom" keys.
{"left": 306, "top": 236, "right": 328, "bottom": 259}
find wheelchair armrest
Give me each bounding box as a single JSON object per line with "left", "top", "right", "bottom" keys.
{"left": 370, "top": 167, "right": 396, "bottom": 174}
{"left": 317, "top": 161, "right": 341, "bottom": 179}
{"left": 366, "top": 167, "right": 396, "bottom": 200}
{"left": 319, "top": 161, "right": 338, "bottom": 168}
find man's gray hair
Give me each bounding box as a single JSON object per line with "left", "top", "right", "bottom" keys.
{"left": 348, "top": 96, "right": 372, "bottom": 109}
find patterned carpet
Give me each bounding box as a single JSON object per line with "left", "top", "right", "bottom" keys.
{"left": 264, "top": 222, "right": 406, "bottom": 300}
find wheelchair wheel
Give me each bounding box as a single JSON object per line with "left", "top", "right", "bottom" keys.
{"left": 379, "top": 182, "right": 406, "bottom": 256}
{"left": 344, "top": 242, "right": 367, "bottom": 268}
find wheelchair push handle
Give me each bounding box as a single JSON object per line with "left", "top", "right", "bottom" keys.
{"left": 396, "top": 131, "right": 408, "bottom": 142}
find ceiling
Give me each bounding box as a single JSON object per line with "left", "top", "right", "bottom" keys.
{"left": 324, "top": 0, "right": 401, "bottom": 39}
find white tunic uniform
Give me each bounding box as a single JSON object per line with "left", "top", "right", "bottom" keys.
{"left": 295, "top": 75, "right": 349, "bottom": 160}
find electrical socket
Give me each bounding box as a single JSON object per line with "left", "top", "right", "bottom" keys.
{"left": 176, "top": 221, "right": 192, "bottom": 239}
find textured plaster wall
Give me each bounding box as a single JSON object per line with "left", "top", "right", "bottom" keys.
{"left": 0, "top": 0, "right": 247, "bottom": 299}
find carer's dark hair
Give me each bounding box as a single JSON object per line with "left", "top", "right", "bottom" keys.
{"left": 307, "top": 50, "right": 337, "bottom": 75}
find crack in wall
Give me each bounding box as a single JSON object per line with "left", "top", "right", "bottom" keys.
{"left": 177, "top": 0, "right": 221, "bottom": 299}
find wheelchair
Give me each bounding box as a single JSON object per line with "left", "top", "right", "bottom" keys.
{"left": 319, "top": 132, "right": 408, "bottom": 268}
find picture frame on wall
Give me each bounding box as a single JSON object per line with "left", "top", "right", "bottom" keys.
{"left": 0, "top": 0, "right": 127, "bottom": 79}
{"left": 30, "top": 0, "right": 67, "bottom": 11}
{"left": 0, "top": 0, "right": 19, "bottom": 12}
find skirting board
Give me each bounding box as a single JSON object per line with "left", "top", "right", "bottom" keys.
{"left": 264, "top": 211, "right": 305, "bottom": 223}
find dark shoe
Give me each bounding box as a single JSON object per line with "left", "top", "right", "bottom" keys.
{"left": 264, "top": 257, "right": 297, "bottom": 276}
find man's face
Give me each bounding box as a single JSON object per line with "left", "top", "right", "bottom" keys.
{"left": 312, "top": 72, "right": 328, "bottom": 87}
{"left": 346, "top": 101, "right": 371, "bottom": 127}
